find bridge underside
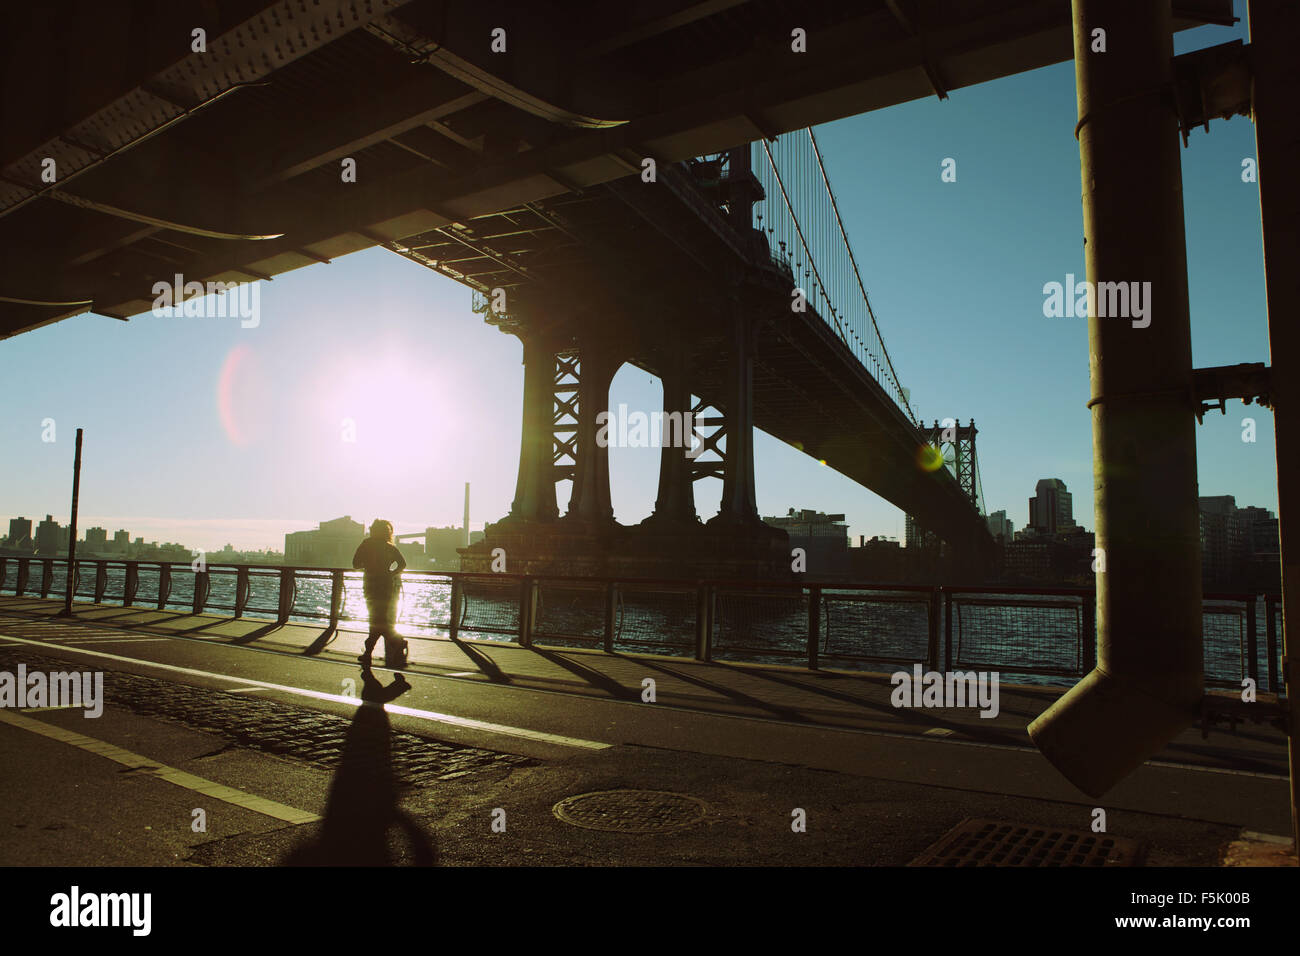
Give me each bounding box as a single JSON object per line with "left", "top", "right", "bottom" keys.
{"left": 0, "top": 0, "right": 1230, "bottom": 338}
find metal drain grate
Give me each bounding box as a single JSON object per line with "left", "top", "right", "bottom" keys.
{"left": 552, "top": 790, "right": 707, "bottom": 833}
{"left": 909, "top": 818, "right": 1143, "bottom": 867}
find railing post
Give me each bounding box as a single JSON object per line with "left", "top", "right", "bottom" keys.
{"left": 695, "top": 583, "right": 713, "bottom": 662}
{"left": 1266, "top": 595, "right": 1279, "bottom": 694}
{"left": 157, "top": 563, "right": 171, "bottom": 610}
{"left": 124, "top": 561, "right": 138, "bottom": 607}
{"left": 234, "top": 566, "right": 249, "bottom": 618}
{"left": 944, "top": 588, "right": 953, "bottom": 673}
{"left": 807, "top": 585, "right": 821, "bottom": 670}
{"left": 448, "top": 576, "right": 462, "bottom": 641}
{"left": 277, "top": 566, "right": 294, "bottom": 623}
{"left": 40, "top": 559, "right": 53, "bottom": 599}
{"left": 1246, "top": 595, "right": 1258, "bottom": 685}
{"left": 329, "top": 570, "right": 343, "bottom": 631}
{"left": 192, "top": 569, "right": 208, "bottom": 615}
{"left": 16, "top": 558, "right": 29, "bottom": 597}
{"left": 94, "top": 561, "right": 107, "bottom": 604}
{"left": 926, "top": 587, "right": 941, "bottom": 671}
{"left": 604, "top": 581, "right": 617, "bottom": 653}
{"left": 518, "top": 575, "right": 534, "bottom": 648}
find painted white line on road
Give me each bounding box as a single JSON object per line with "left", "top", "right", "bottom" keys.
{"left": 0, "top": 709, "right": 320, "bottom": 825}
{"left": 64, "top": 637, "right": 171, "bottom": 645}
{"left": 226, "top": 686, "right": 271, "bottom": 694}
{"left": 0, "top": 632, "right": 611, "bottom": 751}
{"left": 20, "top": 705, "right": 82, "bottom": 712}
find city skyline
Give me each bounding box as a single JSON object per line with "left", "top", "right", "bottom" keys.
{"left": 2, "top": 473, "right": 1281, "bottom": 558}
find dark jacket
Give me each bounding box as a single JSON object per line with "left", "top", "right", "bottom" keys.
{"left": 352, "top": 538, "right": 406, "bottom": 602}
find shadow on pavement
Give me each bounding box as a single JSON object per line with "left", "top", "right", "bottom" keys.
{"left": 283, "top": 666, "right": 438, "bottom": 866}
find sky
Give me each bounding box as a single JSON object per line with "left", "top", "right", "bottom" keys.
{"left": 0, "top": 3, "right": 1278, "bottom": 553}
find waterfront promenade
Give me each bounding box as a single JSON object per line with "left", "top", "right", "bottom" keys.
{"left": 0, "top": 594, "right": 1293, "bottom": 866}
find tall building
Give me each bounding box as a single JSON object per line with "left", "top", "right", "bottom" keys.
{"left": 284, "top": 515, "right": 365, "bottom": 568}
{"left": 84, "top": 527, "right": 108, "bottom": 551}
{"left": 1199, "top": 497, "right": 1280, "bottom": 591}
{"left": 6, "top": 517, "right": 33, "bottom": 550}
{"left": 1029, "top": 478, "right": 1075, "bottom": 535}
{"left": 112, "top": 529, "right": 130, "bottom": 552}
{"left": 904, "top": 514, "right": 939, "bottom": 550}
{"left": 986, "top": 509, "right": 1015, "bottom": 543}
{"left": 35, "top": 514, "right": 68, "bottom": 555}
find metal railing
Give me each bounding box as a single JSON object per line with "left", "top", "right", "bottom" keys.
{"left": 0, "top": 556, "right": 1282, "bottom": 691}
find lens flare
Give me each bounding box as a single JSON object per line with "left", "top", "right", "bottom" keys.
{"left": 216, "top": 345, "right": 269, "bottom": 446}
{"left": 916, "top": 444, "right": 945, "bottom": 472}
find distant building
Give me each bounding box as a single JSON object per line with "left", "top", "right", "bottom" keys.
{"left": 1029, "top": 479, "right": 1075, "bottom": 535}
{"left": 395, "top": 540, "right": 430, "bottom": 570}
{"left": 35, "top": 515, "right": 68, "bottom": 555}
{"left": 425, "top": 526, "right": 466, "bottom": 569}
{"left": 848, "top": 535, "right": 904, "bottom": 582}
{"left": 904, "top": 514, "right": 939, "bottom": 551}
{"left": 6, "top": 517, "right": 33, "bottom": 551}
{"left": 84, "top": 527, "right": 108, "bottom": 552}
{"left": 763, "top": 508, "right": 849, "bottom": 575}
{"left": 1199, "top": 496, "right": 1280, "bottom": 591}
{"left": 111, "top": 529, "right": 130, "bottom": 553}
{"left": 986, "top": 509, "right": 1015, "bottom": 543}
{"left": 284, "top": 515, "right": 365, "bottom": 568}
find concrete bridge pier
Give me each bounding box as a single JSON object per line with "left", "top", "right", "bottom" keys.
{"left": 505, "top": 330, "right": 563, "bottom": 526}
{"left": 564, "top": 336, "right": 619, "bottom": 528}
{"left": 642, "top": 344, "right": 699, "bottom": 528}
{"left": 710, "top": 299, "right": 762, "bottom": 529}
{"left": 701, "top": 296, "right": 790, "bottom": 575}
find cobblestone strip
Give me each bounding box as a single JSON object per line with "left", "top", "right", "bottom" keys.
{"left": 0, "top": 648, "right": 537, "bottom": 787}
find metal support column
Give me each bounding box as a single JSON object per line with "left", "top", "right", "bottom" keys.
{"left": 1248, "top": 0, "right": 1300, "bottom": 847}
{"left": 1030, "top": 0, "right": 1203, "bottom": 797}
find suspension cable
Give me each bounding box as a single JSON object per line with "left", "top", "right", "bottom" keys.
{"left": 806, "top": 128, "right": 916, "bottom": 425}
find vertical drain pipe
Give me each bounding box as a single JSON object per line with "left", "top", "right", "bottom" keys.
{"left": 1248, "top": 0, "right": 1300, "bottom": 846}
{"left": 1028, "top": 0, "right": 1203, "bottom": 796}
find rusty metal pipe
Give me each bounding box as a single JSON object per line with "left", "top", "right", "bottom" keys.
{"left": 1247, "top": 0, "right": 1300, "bottom": 848}
{"left": 1028, "top": 0, "right": 1203, "bottom": 796}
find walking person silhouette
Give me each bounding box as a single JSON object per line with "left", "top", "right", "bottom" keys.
{"left": 352, "top": 519, "right": 409, "bottom": 668}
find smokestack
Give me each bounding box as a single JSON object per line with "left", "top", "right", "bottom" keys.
{"left": 463, "top": 482, "right": 470, "bottom": 548}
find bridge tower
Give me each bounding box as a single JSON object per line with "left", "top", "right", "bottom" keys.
{"left": 926, "top": 419, "right": 982, "bottom": 515}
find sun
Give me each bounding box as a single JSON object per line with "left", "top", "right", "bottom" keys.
{"left": 319, "top": 351, "right": 450, "bottom": 483}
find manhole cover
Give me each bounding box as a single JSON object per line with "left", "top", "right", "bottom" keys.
{"left": 552, "top": 790, "right": 707, "bottom": 833}
{"left": 908, "top": 818, "right": 1143, "bottom": 867}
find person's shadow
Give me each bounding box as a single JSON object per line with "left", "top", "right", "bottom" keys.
{"left": 283, "top": 667, "right": 437, "bottom": 866}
